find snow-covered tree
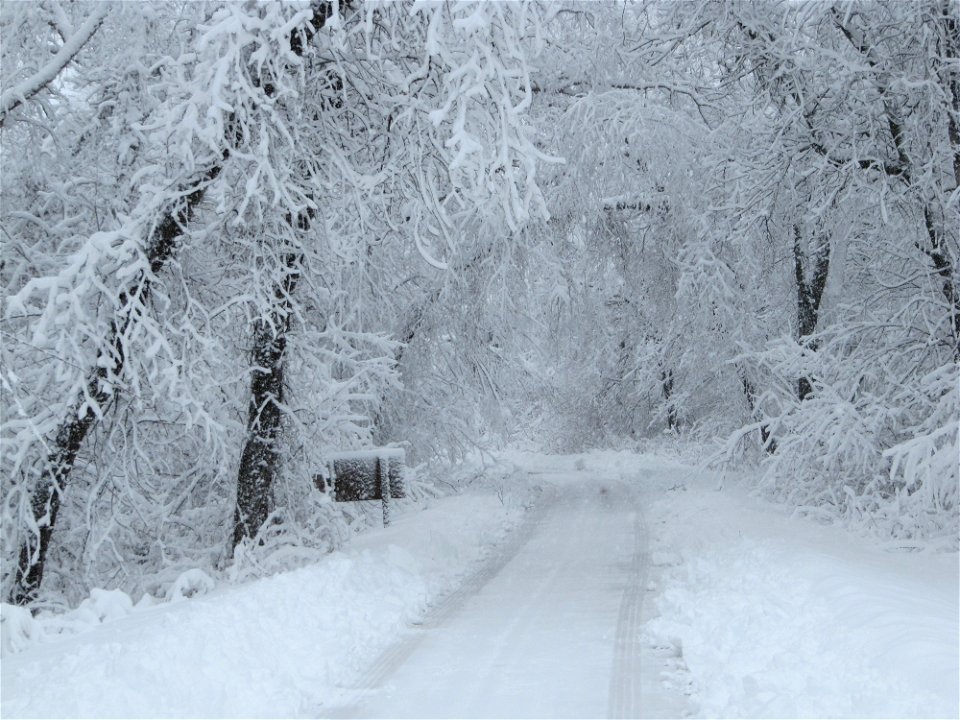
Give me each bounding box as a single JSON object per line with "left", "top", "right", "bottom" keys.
{"left": 2, "top": 0, "right": 548, "bottom": 606}
{"left": 3, "top": 0, "right": 956, "bottom": 608}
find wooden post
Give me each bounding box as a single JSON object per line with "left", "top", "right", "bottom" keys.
{"left": 379, "top": 456, "right": 391, "bottom": 527}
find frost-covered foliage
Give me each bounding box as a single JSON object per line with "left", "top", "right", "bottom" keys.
{"left": 1, "top": 0, "right": 956, "bottom": 606}
{"left": 709, "top": 0, "right": 960, "bottom": 543}
{"left": 747, "top": 337, "right": 957, "bottom": 545}
{"left": 519, "top": 0, "right": 958, "bottom": 543}
{"left": 1, "top": 0, "right": 548, "bottom": 606}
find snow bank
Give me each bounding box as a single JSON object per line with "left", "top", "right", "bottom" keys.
{"left": 645, "top": 474, "right": 959, "bottom": 719}
{"left": 1, "top": 490, "right": 525, "bottom": 719}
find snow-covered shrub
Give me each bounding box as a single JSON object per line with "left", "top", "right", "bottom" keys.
{"left": 749, "top": 336, "right": 958, "bottom": 546}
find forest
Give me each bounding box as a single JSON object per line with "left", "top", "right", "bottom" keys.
{"left": 1, "top": 0, "right": 957, "bottom": 611}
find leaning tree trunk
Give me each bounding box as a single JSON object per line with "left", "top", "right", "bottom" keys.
{"left": 833, "top": 5, "right": 959, "bottom": 359}
{"left": 233, "top": 251, "right": 301, "bottom": 549}
{"left": 11, "top": 167, "right": 220, "bottom": 606}
{"left": 925, "top": 3, "right": 960, "bottom": 359}
{"left": 10, "top": 2, "right": 338, "bottom": 605}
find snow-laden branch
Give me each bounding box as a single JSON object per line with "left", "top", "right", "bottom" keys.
{"left": 0, "top": 3, "right": 108, "bottom": 125}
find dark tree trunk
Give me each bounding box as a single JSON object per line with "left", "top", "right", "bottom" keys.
{"left": 10, "top": 3, "right": 340, "bottom": 605}
{"left": 833, "top": 6, "right": 959, "bottom": 359}
{"left": 231, "top": 2, "right": 346, "bottom": 548}
{"left": 10, "top": 166, "right": 221, "bottom": 606}
{"left": 920, "top": 207, "right": 959, "bottom": 360}
{"left": 740, "top": 370, "right": 776, "bottom": 454}
{"left": 940, "top": 1, "right": 960, "bottom": 359}
{"left": 793, "top": 224, "right": 830, "bottom": 402}
{"left": 661, "top": 368, "right": 678, "bottom": 431}
{"left": 232, "top": 249, "right": 301, "bottom": 549}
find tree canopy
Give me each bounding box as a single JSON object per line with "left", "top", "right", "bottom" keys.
{"left": 2, "top": 0, "right": 957, "bottom": 607}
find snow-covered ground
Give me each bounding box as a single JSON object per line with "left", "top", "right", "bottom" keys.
{"left": 1, "top": 474, "right": 529, "bottom": 719}
{"left": 643, "top": 462, "right": 959, "bottom": 719}
{"left": 2, "top": 450, "right": 956, "bottom": 719}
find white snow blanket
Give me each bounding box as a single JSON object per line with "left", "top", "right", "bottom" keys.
{"left": 642, "top": 456, "right": 959, "bottom": 719}
{"left": 1, "top": 450, "right": 956, "bottom": 719}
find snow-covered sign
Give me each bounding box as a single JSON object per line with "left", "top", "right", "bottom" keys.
{"left": 316, "top": 449, "right": 406, "bottom": 526}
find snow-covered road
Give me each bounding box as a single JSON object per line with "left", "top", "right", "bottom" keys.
{"left": 3, "top": 450, "right": 955, "bottom": 719}
{"left": 325, "top": 474, "right": 684, "bottom": 719}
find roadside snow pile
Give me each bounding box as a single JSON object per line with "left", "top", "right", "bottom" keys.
{"left": 1, "top": 489, "right": 526, "bottom": 719}
{"left": 645, "top": 475, "right": 959, "bottom": 719}
{"left": 1, "top": 587, "right": 159, "bottom": 655}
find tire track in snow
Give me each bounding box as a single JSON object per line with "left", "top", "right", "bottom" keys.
{"left": 607, "top": 486, "right": 649, "bottom": 719}
{"left": 453, "top": 482, "right": 604, "bottom": 710}
{"left": 322, "top": 480, "right": 558, "bottom": 717}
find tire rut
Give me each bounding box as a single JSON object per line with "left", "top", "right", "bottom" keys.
{"left": 607, "top": 484, "right": 650, "bottom": 719}
{"left": 320, "top": 481, "right": 558, "bottom": 718}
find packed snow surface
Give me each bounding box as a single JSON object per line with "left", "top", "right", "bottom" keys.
{"left": 1, "top": 450, "right": 956, "bottom": 719}
{"left": 322, "top": 461, "right": 669, "bottom": 718}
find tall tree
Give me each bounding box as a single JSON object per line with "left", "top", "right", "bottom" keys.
{"left": 3, "top": 1, "right": 353, "bottom": 604}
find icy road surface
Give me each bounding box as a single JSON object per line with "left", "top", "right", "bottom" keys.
{"left": 324, "top": 468, "right": 686, "bottom": 719}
